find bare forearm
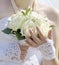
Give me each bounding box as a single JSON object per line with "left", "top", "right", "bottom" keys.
{"left": 52, "top": 58, "right": 59, "bottom": 65}
{"left": 42, "top": 58, "right": 59, "bottom": 65}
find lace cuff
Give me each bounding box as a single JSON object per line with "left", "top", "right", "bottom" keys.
{"left": 37, "top": 39, "right": 56, "bottom": 60}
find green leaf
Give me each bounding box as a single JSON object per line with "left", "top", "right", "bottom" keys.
{"left": 49, "top": 25, "right": 55, "bottom": 29}
{"left": 22, "top": 8, "right": 31, "bottom": 16}
{"left": 2, "top": 28, "right": 12, "bottom": 34}
{"left": 15, "top": 31, "right": 24, "bottom": 40}
{"left": 22, "top": 11, "right": 26, "bottom": 15}
{"left": 26, "top": 8, "right": 31, "bottom": 15}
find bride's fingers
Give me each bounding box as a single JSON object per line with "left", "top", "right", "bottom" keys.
{"left": 20, "top": 50, "right": 27, "bottom": 60}
{"left": 20, "top": 54, "right": 25, "bottom": 60}
{"left": 29, "top": 30, "right": 41, "bottom": 44}
{"left": 20, "top": 45, "right": 29, "bottom": 51}
{"left": 20, "top": 45, "right": 29, "bottom": 60}
{"left": 25, "top": 36, "right": 37, "bottom": 47}
{"left": 21, "top": 50, "right": 27, "bottom": 55}
{"left": 36, "top": 26, "right": 46, "bottom": 42}
{"left": 48, "top": 30, "right": 52, "bottom": 39}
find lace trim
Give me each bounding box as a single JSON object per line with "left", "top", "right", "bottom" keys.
{"left": 37, "top": 39, "right": 56, "bottom": 60}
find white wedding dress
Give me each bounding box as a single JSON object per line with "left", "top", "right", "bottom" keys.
{"left": 0, "top": 17, "right": 43, "bottom": 65}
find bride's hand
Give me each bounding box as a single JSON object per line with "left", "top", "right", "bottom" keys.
{"left": 25, "top": 26, "right": 50, "bottom": 47}
{"left": 20, "top": 45, "right": 29, "bottom": 60}
{"left": 25, "top": 26, "right": 56, "bottom": 60}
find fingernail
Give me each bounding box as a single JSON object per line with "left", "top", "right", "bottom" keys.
{"left": 25, "top": 36, "right": 27, "bottom": 38}
{"left": 29, "top": 29, "right": 31, "bottom": 33}
{"left": 29, "top": 30, "right": 33, "bottom": 34}
{"left": 36, "top": 26, "right": 38, "bottom": 29}
{"left": 36, "top": 26, "right": 39, "bottom": 29}
{"left": 25, "top": 36, "right": 29, "bottom": 39}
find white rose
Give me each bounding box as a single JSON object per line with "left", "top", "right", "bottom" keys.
{"left": 7, "top": 11, "right": 24, "bottom": 31}
{"left": 31, "top": 11, "right": 52, "bottom": 37}
{"left": 7, "top": 10, "right": 32, "bottom": 31}
{"left": 21, "top": 19, "right": 37, "bottom": 36}
{"left": 20, "top": 11, "right": 43, "bottom": 36}
{"left": 39, "top": 20, "right": 52, "bottom": 37}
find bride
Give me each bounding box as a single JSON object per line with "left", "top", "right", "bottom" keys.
{"left": 0, "top": 0, "right": 59, "bottom": 65}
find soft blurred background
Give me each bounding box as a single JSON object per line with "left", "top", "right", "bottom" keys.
{"left": 38, "top": 0, "right": 59, "bottom": 10}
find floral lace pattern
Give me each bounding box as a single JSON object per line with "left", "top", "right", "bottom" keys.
{"left": 37, "top": 39, "right": 56, "bottom": 60}
{"left": 0, "top": 42, "right": 21, "bottom": 63}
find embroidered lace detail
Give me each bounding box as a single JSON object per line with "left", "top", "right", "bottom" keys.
{"left": 0, "top": 42, "right": 21, "bottom": 63}
{"left": 37, "top": 39, "right": 56, "bottom": 60}
{"left": 23, "top": 55, "right": 39, "bottom": 65}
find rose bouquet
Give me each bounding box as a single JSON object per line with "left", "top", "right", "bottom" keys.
{"left": 2, "top": 8, "right": 54, "bottom": 40}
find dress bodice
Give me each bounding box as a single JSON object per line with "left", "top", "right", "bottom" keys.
{"left": 0, "top": 17, "right": 43, "bottom": 65}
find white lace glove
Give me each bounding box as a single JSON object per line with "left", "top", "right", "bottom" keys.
{"left": 25, "top": 26, "right": 56, "bottom": 60}
{"left": 23, "top": 55, "right": 39, "bottom": 65}
{"left": 37, "top": 39, "right": 56, "bottom": 60}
